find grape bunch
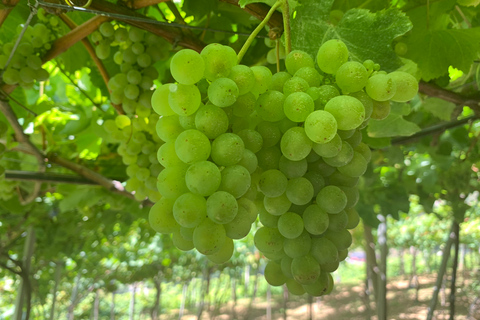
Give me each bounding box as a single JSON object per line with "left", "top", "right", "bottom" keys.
{"left": 93, "top": 22, "right": 171, "bottom": 201}
{"left": 0, "top": 9, "right": 58, "bottom": 87}
{"left": 148, "top": 39, "right": 418, "bottom": 295}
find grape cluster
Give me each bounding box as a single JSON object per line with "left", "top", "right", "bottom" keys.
{"left": 149, "top": 40, "right": 418, "bottom": 294}
{"left": 0, "top": 9, "right": 57, "bottom": 87}
{"left": 93, "top": 22, "right": 171, "bottom": 201}
{"left": 0, "top": 120, "right": 18, "bottom": 201}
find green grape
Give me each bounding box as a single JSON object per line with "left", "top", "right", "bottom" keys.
{"left": 115, "top": 115, "right": 131, "bottom": 129}
{"left": 140, "top": 76, "right": 153, "bottom": 90}
{"left": 302, "top": 271, "right": 329, "bottom": 296}
{"left": 180, "top": 226, "right": 195, "bottom": 241}
{"left": 24, "top": 54, "right": 41, "bottom": 71}
{"left": 157, "top": 166, "right": 188, "bottom": 199}
{"left": 291, "top": 254, "right": 320, "bottom": 285}
{"left": 283, "top": 231, "right": 311, "bottom": 258}
{"left": 278, "top": 156, "right": 307, "bottom": 179}
{"left": 264, "top": 261, "right": 288, "bottom": 286}
{"left": 219, "top": 165, "right": 251, "bottom": 198}
{"left": 285, "top": 50, "right": 315, "bottom": 75}
{"left": 175, "top": 129, "right": 211, "bottom": 164}
{"left": 173, "top": 192, "right": 207, "bottom": 228}
{"left": 286, "top": 278, "right": 306, "bottom": 295}
{"left": 258, "top": 169, "right": 288, "bottom": 198}
{"left": 337, "top": 151, "right": 368, "bottom": 177}
{"left": 349, "top": 90, "right": 374, "bottom": 120}
{"left": 17, "top": 42, "right": 33, "bottom": 57}
{"left": 201, "top": 43, "right": 237, "bottom": 81}
{"left": 129, "top": 27, "right": 144, "bottom": 42}
{"left": 238, "top": 149, "right": 258, "bottom": 174}
{"left": 312, "top": 134, "right": 342, "bottom": 158}
{"left": 277, "top": 212, "right": 304, "bottom": 239}
{"left": 155, "top": 115, "right": 183, "bottom": 142}
{"left": 206, "top": 191, "right": 238, "bottom": 224}
{"left": 152, "top": 84, "right": 176, "bottom": 116}
{"left": 263, "top": 193, "right": 291, "bottom": 216}
{"left": 170, "top": 49, "right": 205, "bottom": 85}
{"left": 136, "top": 167, "right": 150, "bottom": 181}
{"left": 113, "top": 51, "right": 123, "bottom": 65}
{"left": 127, "top": 69, "right": 142, "bottom": 85}
{"left": 286, "top": 177, "right": 314, "bottom": 205}
{"left": 2, "top": 68, "right": 20, "bottom": 85}
{"left": 355, "top": 142, "right": 372, "bottom": 162}
{"left": 343, "top": 208, "right": 359, "bottom": 230}
{"left": 316, "top": 39, "right": 349, "bottom": 74}
{"left": 323, "top": 141, "right": 354, "bottom": 167}
{"left": 388, "top": 71, "right": 419, "bottom": 102}
{"left": 302, "top": 204, "right": 329, "bottom": 235}
{"left": 283, "top": 92, "right": 315, "bottom": 122}
{"left": 224, "top": 205, "right": 254, "bottom": 239}
{"left": 95, "top": 41, "right": 111, "bottom": 60}
{"left": 149, "top": 198, "right": 179, "bottom": 234}
{"left": 193, "top": 218, "right": 226, "bottom": 255}
{"left": 250, "top": 66, "right": 272, "bottom": 95}
{"left": 124, "top": 84, "right": 140, "bottom": 100}
{"left": 99, "top": 22, "right": 114, "bottom": 37}
{"left": 255, "top": 90, "right": 285, "bottom": 122}
{"left": 327, "top": 210, "right": 348, "bottom": 231}
{"left": 370, "top": 99, "right": 391, "bottom": 120}
{"left": 328, "top": 171, "right": 358, "bottom": 187}
{"left": 131, "top": 42, "right": 145, "bottom": 55}
{"left": 303, "top": 171, "right": 326, "bottom": 195}
{"left": 324, "top": 229, "right": 352, "bottom": 251}
{"left": 316, "top": 185, "right": 347, "bottom": 214}
{"left": 324, "top": 95, "right": 365, "bottom": 130}
{"left": 339, "top": 185, "right": 359, "bottom": 209}
{"left": 178, "top": 114, "right": 196, "bottom": 130}
{"left": 236, "top": 129, "right": 263, "bottom": 153}
{"left": 168, "top": 84, "right": 201, "bottom": 116}
{"left": 335, "top": 61, "right": 368, "bottom": 94}
{"left": 256, "top": 121, "right": 281, "bottom": 148}
{"left": 310, "top": 237, "right": 338, "bottom": 265}
{"left": 259, "top": 206, "right": 280, "bottom": 227}
{"left": 294, "top": 66, "right": 323, "bottom": 87}
{"left": 314, "top": 85, "right": 340, "bottom": 109}
{"left": 271, "top": 71, "right": 292, "bottom": 92}
{"left": 365, "top": 73, "right": 397, "bottom": 101}
{"left": 185, "top": 160, "right": 221, "bottom": 196}
{"left": 114, "top": 27, "right": 129, "bottom": 42}
{"left": 208, "top": 77, "right": 239, "bottom": 107}
{"left": 228, "top": 64, "right": 255, "bottom": 95}
{"left": 283, "top": 76, "right": 309, "bottom": 96}
{"left": 254, "top": 227, "right": 284, "bottom": 254}
{"left": 231, "top": 92, "right": 256, "bottom": 117}
{"left": 172, "top": 231, "right": 194, "bottom": 251}
{"left": 206, "top": 237, "right": 234, "bottom": 264}
{"left": 211, "top": 133, "right": 245, "bottom": 166}
{"left": 280, "top": 256, "right": 294, "bottom": 278}
{"left": 281, "top": 127, "right": 313, "bottom": 161}
{"left": 304, "top": 110, "right": 337, "bottom": 144}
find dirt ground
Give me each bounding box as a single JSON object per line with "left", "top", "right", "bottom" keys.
{"left": 163, "top": 274, "right": 479, "bottom": 320}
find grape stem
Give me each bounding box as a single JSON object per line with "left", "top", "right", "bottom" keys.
{"left": 281, "top": 0, "right": 291, "bottom": 55}
{"left": 237, "top": 0, "right": 282, "bottom": 64}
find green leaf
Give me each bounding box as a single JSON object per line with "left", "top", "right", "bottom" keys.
{"left": 291, "top": 3, "right": 412, "bottom": 71}
{"left": 421, "top": 97, "right": 456, "bottom": 120}
{"left": 405, "top": 28, "right": 480, "bottom": 81}
{"left": 367, "top": 104, "right": 421, "bottom": 138}
{"left": 183, "top": 0, "right": 218, "bottom": 19}
{"left": 238, "top": 0, "right": 276, "bottom": 8}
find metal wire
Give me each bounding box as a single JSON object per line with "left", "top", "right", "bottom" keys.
{"left": 37, "top": 0, "right": 269, "bottom": 38}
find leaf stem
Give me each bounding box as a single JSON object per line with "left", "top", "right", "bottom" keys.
{"left": 281, "top": 0, "right": 291, "bottom": 54}
{"left": 237, "top": 0, "right": 282, "bottom": 64}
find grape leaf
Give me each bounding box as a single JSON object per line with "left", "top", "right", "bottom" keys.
{"left": 183, "top": 0, "right": 218, "bottom": 20}
{"left": 367, "top": 104, "right": 421, "bottom": 138}
{"left": 403, "top": 0, "right": 480, "bottom": 81}
{"left": 421, "top": 97, "right": 456, "bottom": 120}
{"left": 405, "top": 28, "right": 480, "bottom": 81}
{"left": 291, "top": 1, "right": 412, "bottom": 71}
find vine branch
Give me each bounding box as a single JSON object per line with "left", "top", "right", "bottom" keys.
{"left": 219, "top": 0, "right": 283, "bottom": 33}
{"left": 0, "top": 0, "right": 20, "bottom": 28}
{"left": 419, "top": 81, "right": 480, "bottom": 114}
